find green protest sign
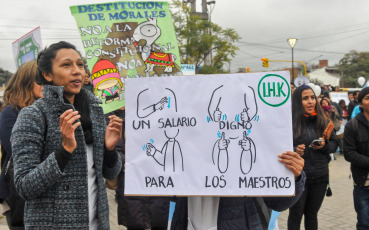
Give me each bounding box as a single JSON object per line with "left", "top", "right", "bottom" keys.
{"left": 70, "top": 1, "right": 181, "bottom": 113}
{"left": 12, "top": 27, "right": 42, "bottom": 70}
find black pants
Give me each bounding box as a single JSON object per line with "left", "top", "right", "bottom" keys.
{"left": 288, "top": 174, "right": 328, "bottom": 230}
{"left": 4, "top": 161, "right": 25, "bottom": 230}
{"left": 337, "top": 137, "right": 343, "bottom": 154}
{"left": 5, "top": 210, "right": 25, "bottom": 230}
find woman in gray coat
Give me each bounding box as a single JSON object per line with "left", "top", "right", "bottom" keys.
{"left": 11, "top": 41, "right": 122, "bottom": 230}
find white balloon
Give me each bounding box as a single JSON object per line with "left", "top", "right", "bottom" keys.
{"left": 314, "top": 85, "right": 322, "bottom": 96}
{"left": 358, "top": 77, "right": 365, "bottom": 86}
{"left": 308, "top": 83, "right": 315, "bottom": 89}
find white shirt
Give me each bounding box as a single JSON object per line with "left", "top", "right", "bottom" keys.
{"left": 187, "top": 197, "right": 219, "bottom": 230}
{"left": 86, "top": 144, "right": 98, "bottom": 230}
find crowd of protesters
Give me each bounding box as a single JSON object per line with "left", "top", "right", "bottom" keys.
{"left": 288, "top": 82, "right": 368, "bottom": 230}
{"left": 0, "top": 41, "right": 367, "bottom": 230}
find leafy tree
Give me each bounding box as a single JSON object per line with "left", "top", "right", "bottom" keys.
{"left": 170, "top": 0, "right": 240, "bottom": 74}
{"left": 0, "top": 68, "right": 13, "bottom": 87}
{"left": 338, "top": 50, "right": 369, "bottom": 87}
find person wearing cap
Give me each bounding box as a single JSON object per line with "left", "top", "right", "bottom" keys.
{"left": 343, "top": 87, "right": 369, "bottom": 229}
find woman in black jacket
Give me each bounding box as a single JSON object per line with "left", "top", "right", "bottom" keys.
{"left": 288, "top": 85, "right": 337, "bottom": 230}
{"left": 0, "top": 60, "right": 43, "bottom": 229}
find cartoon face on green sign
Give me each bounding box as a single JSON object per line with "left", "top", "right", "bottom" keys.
{"left": 257, "top": 74, "right": 290, "bottom": 107}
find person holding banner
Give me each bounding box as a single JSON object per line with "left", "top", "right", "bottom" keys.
{"left": 113, "top": 109, "right": 172, "bottom": 230}
{"left": 170, "top": 152, "right": 305, "bottom": 230}
{"left": 11, "top": 41, "right": 122, "bottom": 230}
{"left": 0, "top": 60, "right": 43, "bottom": 230}
{"left": 288, "top": 85, "right": 337, "bottom": 230}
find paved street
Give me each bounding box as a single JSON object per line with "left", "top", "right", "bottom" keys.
{"left": 0, "top": 154, "right": 357, "bottom": 229}
{"left": 278, "top": 154, "right": 357, "bottom": 229}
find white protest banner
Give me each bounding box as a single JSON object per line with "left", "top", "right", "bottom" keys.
{"left": 125, "top": 71, "right": 294, "bottom": 196}
{"left": 329, "top": 92, "right": 349, "bottom": 105}
{"left": 12, "top": 27, "right": 42, "bottom": 70}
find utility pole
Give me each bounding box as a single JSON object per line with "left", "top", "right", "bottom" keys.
{"left": 186, "top": 0, "right": 212, "bottom": 66}
{"left": 202, "top": 0, "right": 211, "bottom": 66}
{"left": 191, "top": 0, "right": 196, "bottom": 13}
{"left": 201, "top": 0, "right": 208, "bottom": 18}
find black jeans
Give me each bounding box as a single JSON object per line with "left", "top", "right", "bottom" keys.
{"left": 337, "top": 137, "right": 343, "bottom": 154}
{"left": 354, "top": 185, "right": 369, "bottom": 230}
{"left": 288, "top": 174, "right": 328, "bottom": 230}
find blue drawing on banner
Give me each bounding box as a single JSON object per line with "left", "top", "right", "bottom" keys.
{"left": 150, "top": 139, "right": 154, "bottom": 144}
{"left": 217, "top": 131, "right": 221, "bottom": 138}
{"left": 207, "top": 116, "right": 211, "bottom": 123}
{"left": 222, "top": 114, "right": 227, "bottom": 121}
{"left": 168, "top": 97, "right": 171, "bottom": 108}
{"left": 142, "top": 145, "right": 147, "bottom": 151}
{"left": 235, "top": 114, "right": 240, "bottom": 122}
{"left": 247, "top": 129, "right": 252, "bottom": 136}
{"left": 254, "top": 115, "right": 260, "bottom": 122}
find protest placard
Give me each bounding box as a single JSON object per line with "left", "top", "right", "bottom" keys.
{"left": 70, "top": 1, "right": 181, "bottom": 113}
{"left": 12, "top": 27, "right": 42, "bottom": 70}
{"left": 329, "top": 92, "right": 349, "bottom": 105}
{"left": 125, "top": 71, "right": 295, "bottom": 196}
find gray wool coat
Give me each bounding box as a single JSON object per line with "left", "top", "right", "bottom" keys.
{"left": 11, "top": 85, "right": 122, "bottom": 229}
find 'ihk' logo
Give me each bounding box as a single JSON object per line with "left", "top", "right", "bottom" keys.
{"left": 258, "top": 74, "right": 290, "bottom": 107}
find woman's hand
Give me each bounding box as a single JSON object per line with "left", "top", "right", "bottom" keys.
{"left": 296, "top": 144, "right": 305, "bottom": 156}
{"left": 310, "top": 137, "right": 325, "bottom": 150}
{"left": 60, "top": 109, "right": 81, "bottom": 153}
{"left": 278, "top": 151, "right": 304, "bottom": 178}
{"left": 105, "top": 115, "right": 123, "bottom": 151}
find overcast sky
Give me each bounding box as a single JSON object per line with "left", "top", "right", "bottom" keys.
{"left": 1, "top": 0, "right": 369, "bottom": 73}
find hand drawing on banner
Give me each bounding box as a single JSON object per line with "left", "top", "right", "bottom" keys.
{"left": 212, "top": 132, "right": 230, "bottom": 173}
{"left": 208, "top": 85, "right": 224, "bottom": 122}
{"left": 137, "top": 88, "right": 177, "bottom": 118}
{"left": 208, "top": 85, "right": 259, "bottom": 174}
{"left": 91, "top": 60, "right": 124, "bottom": 104}
{"left": 239, "top": 86, "right": 258, "bottom": 130}
{"left": 133, "top": 18, "right": 176, "bottom": 73}
{"left": 208, "top": 85, "right": 258, "bottom": 126}
{"left": 146, "top": 129, "right": 184, "bottom": 172}
{"left": 239, "top": 131, "right": 257, "bottom": 174}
